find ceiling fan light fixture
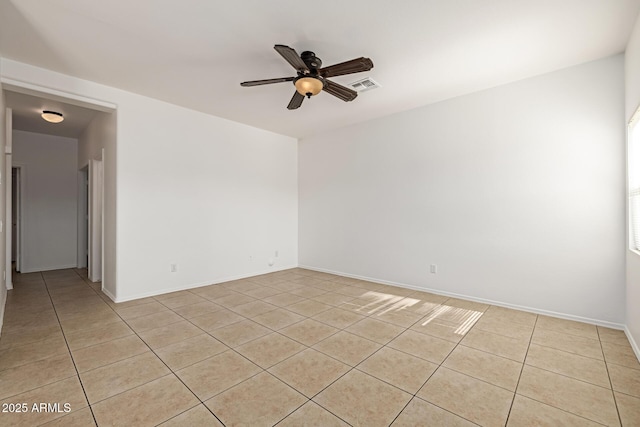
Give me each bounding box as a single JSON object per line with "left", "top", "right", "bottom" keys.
{"left": 41, "top": 110, "right": 64, "bottom": 123}
{"left": 294, "top": 76, "right": 323, "bottom": 98}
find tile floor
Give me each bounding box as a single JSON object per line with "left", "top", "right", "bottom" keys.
{"left": 0, "top": 267, "right": 639, "bottom": 426}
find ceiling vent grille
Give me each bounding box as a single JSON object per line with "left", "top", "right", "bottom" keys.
{"left": 348, "top": 77, "right": 380, "bottom": 92}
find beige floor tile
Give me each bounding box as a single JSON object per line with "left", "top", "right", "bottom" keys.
{"left": 155, "top": 334, "right": 227, "bottom": 370}
{"left": 241, "top": 286, "right": 284, "bottom": 299}
{"left": 153, "top": 290, "right": 195, "bottom": 301}
{"left": 531, "top": 327, "right": 603, "bottom": 360}
{"left": 598, "top": 326, "right": 631, "bottom": 346}
{"left": 0, "top": 334, "right": 68, "bottom": 371}
{"left": 388, "top": 330, "right": 456, "bottom": 364}
{"left": 92, "top": 374, "right": 199, "bottom": 426}
{"left": 473, "top": 316, "right": 534, "bottom": 341}
{"left": 444, "top": 298, "right": 490, "bottom": 312}
{"left": 65, "top": 321, "right": 133, "bottom": 350}
{"left": 230, "top": 300, "right": 278, "bottom": 318}
{"left": 159, "top": 293, "right": 207, "bottom": 309}
{"left": 418, "top": 367, "right": 513, "bottom": 427}
{"left": 334, "top": 285, "right": 370, "bottom": 298}
{"left": 40, "top": 407, "right": 96, "bottom": 426}
{"left": 279, "top": 401, "right": 349, "bottom": 426}
{"left": 280, "top": 319, "right": 340, "bottom": 346}
{"left": 418, "top": 303, "right": 483, "bottom": 326}
{"left": 263, "top": 291, "right": 307, "bottom": 307}
{"left": 72, "top": 334, "right": 149, "bottom": 372}
{"left": 160, "top": 404, "right": 223, "bottom": 426}
{"left": 312, "top": 307, "right": 366, "bottom": 329}
{"left": 2, "top": 310, "right": 58, "bottom": 330}
{"left": 602, "top": 341, "right": 640, "bottom": 370}
{"left": 0, "top": 376, "right": 88, "bottom": 427}
{"left": 126, "top": 310, "right": 184, "bottom": 333}
{"left": 615, "top": 392, "right": 640, "bottom": 427}
{"left": 443, "top": 345, "right": 522, "bottom": 391}
{"left": 267, "top": 282, "right": 306, "bottom": 293}
{"left": 209, "top": 319, "right": 271, "bottom": 347}
{"left": 507, "top": 394, "right": 603, "bottom": 427}
{"left": 80, "top": 352, "right": 170, "bottom": 403}
{"left": 483, "top": 305, "right": 537, "bottom": 326}
{"left": 188, "top": 309, "right": 245, "bottom": 332}
{"left": 138, "top": 320, "right": 203, "bottom": 349}
{"left": 115, "top": 301, "right": 168, "bottom": 320}
{"left": 210, "top": 292, "right": 256, "bottom": 307}
{"left": 313, "top": 281, "right": 350, "bottom": 292}
{"left": 108, "top": 296, "right": 156, "bottom": 310}
{"left": 608, "top": 363, "right": 640, "bottom": 397}
{"left": 172, "top": 301, "right": 222, "bottom": 319}
{"left": 411, "top": 316, "right": 471, "bottom": 343}
{"left": 236, "top": 332, "right": 306, "bottom": 368}
{"left": 290, "top": 286, "right": 329, "bottom": 299}
{"left": 535, "top": 316, "right": 599, "bottom": 340}
{"left": 193, "top": 286, "right": 236, "bottom": 301}
{"left": 314, "top": 370, "right": 412, "bottom": 427}
{"left": 59, "top": 311, "right": 123, "bottom": 334}
{"left": 252, "top": 307, "right": 305, "bottom": 330}
{"left": 461, "top": 328, "right": 529, "bottom": 362}
{"left": 345, "top": 317, "right": 404, "bottom": 344}
{"left": 392, "top": 397, "right": 476, "bottom": 427}
{"left": 175, "top": 350, "right": 261, "bottom": 400}
{"left": 370, "top": 309, "right": 423, "bottom": 328}
{"left": 287, "top": 299, "right": 333, "bottom": 317}
{"left": 313, "top": 331, "right": 381, "bottom": 366}
{"left": 358, "top": 347, "right": 437, "bottom": 394}
{"left": 312, "top": 292, "right": 356, "bottom": 307}
{"left": 0, "top": 353, "right": 77, "bottom": 399}
{"left": 517, "top": 365, "right": 619, "bottom": 426}
{"left": 0, "top": 325, "right": 63, "bottom": 350}
{"left": 525, "top": 343, "right": 610, "bottom": 388}
{"left": 205, "top": 372, "right": 307, "bottom": 426}
{"left": 269, "top": 348, "right": 350, "bottom": 397}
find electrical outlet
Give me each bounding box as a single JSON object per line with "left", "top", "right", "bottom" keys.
{"left": 430, "top": 264, "right": 437, "bottom": 274}
{"left": 170, "top": 264, "right": 178, "bottom": 273}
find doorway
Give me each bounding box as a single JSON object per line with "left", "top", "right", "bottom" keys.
{"left": 77, "top": 166, "right": 89, "bottom": 269}
{"left": 11, "top": 167, "right": 22, "bottom": 273}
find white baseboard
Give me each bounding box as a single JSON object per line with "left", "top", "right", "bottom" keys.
{"left": 111, "top": 264, "right": 298, "bottom": 303}
{"left": 20, "top": 264, "right": 78, "bottom": 274}
{"left": 298, "top": 264, "right": 626, "bottom": 330}
{"left": 625, "top": 326, "right": 640, "bottom": 362}
{"left": 0, "top": 289, "right": 6, "bottom": 339}
{"left": 101, "top": 286, "right": 117, "bottom": 303}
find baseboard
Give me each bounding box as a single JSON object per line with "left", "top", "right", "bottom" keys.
{"left": 101, "top": 286, "right": 117, "bottom": 303}
{"left": 625, "top": 326, "right": 640, "bottom": 362}
{"left": 112, "top": 264, "right": 298, "bottom": 303}
{"left": 20, "top": 264, "right": 78, "bottom": 274}
{"left": 0, "top": 288, "right": 7, "bottom": 338}
{"left": 298, "top": 264, "right": 626, "bottom": 330}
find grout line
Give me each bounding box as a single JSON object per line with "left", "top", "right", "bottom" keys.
{"left": 41, "top": 269, "right": 100, "bottom": 427}
{"left": 598, "top": 326, "right": 624, "bottom": 427}
{"left": 504, "top": 313, "right": 537, "bottom": 425}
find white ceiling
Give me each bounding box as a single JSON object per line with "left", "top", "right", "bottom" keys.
{"left": 1, "top": 0, "right": 639, "bottom": 138}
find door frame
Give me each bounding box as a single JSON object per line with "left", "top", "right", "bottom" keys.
{"left": 88, "top": 155, "right": 103, "bottom": 283}
{"left": 77, "top": 166, "right": 89, "bottom": 269}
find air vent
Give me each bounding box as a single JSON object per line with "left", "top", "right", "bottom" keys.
{"left": 348, "top": 77, "right": 380, "bottom": 92}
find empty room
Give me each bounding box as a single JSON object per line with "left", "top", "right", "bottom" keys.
{"left": 0, "top": 0, "right": 639, "bottom": 426}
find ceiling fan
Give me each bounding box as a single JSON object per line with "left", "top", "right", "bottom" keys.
{"left": 240, "top": 45, "right": 374, "bottom": 110}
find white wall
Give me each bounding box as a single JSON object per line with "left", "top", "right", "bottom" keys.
{"left": 0, "top": 81, "right": 7, "bottom": 335}
{"left": 1, "top": 58, "right": 299, "bottom": 302}
{"left": 13, "top": 130, "right": 78, "bottom": 272}
{"left": 300, "top": 55, "right": 625, "bottom": 325}
{"left": 625, "top": 14, "right": 640, "bottom": 354}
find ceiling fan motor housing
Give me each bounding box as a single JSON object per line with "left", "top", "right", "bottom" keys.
{"left": 301, "top": 51, "right": 322, "bottom": 70}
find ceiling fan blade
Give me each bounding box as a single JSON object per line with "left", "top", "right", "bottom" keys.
{"left": 319, "top": 57, "right": 374, "bottom": 78}
{"left": 323, "top": 80, "right": 358, "bottom": 102}
{"left": 274, "top": 45, "right": 309, "bottom": 72}
{"left": 287, "top": 91, "right": 305, "bottom": 110}
{"left": 240, "top": 77, "right": 295, "bottom": 87}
